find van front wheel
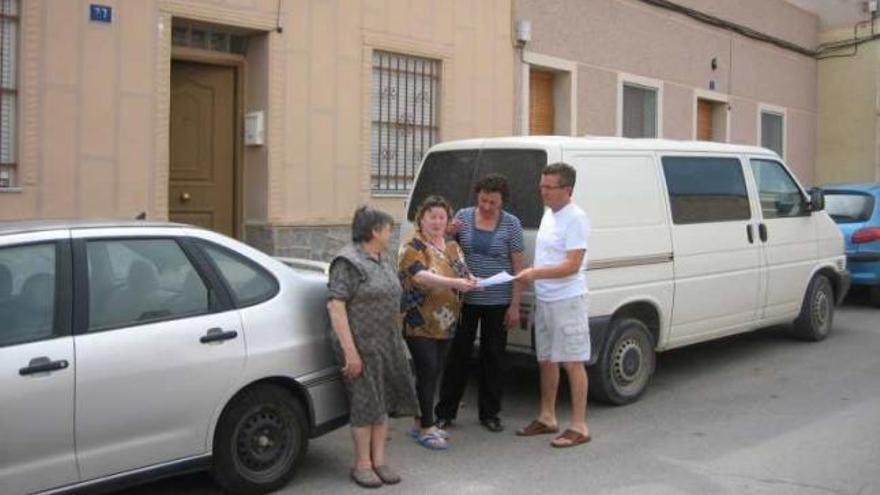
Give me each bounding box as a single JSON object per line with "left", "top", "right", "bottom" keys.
{"left": 793, "top": 275, "right": 834, "bottom": 342}
{"left": 589, "top": 318, "right": 656, "bottom": 405}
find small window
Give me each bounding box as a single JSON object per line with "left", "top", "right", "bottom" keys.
{"left": 622, "top": 84, "right": 658, "bottom": 138}
{"left": 86, "top": 239, "right": 211, "bottom": 331}
{"left": 760, "top": 111, "right": 784, "bottom": 157}
{"left": 200, "top": 242, "right": 278, "bottom": 308}
{"left": 824, "top": 192, "right": 875, "bottom": 224}
{"left": 371, "top": 51, "right": 440, "bottom": 194}
{"left": 407, "top": 149, "right": 548, "bottom": 229}
{"left": 0, "top": 243, "right": 56, "bottom": 346}
{"left": 749, "top": 159, "right": 807, "bottom": 218}
{"left": 662, "top": 156, "right": 751, "bottom": 224}
{"left": 171, "top": 21, "right": 248, "bottom": 55}
{"left": 1, "top": 0, "right": 19, "bottom": 188}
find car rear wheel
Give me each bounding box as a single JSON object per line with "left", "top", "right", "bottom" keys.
{"left": 793, "top": 274, "right": 834, "bottom": 342}
{"left": 589, "top": 317, "right": 656, "bottom": 405}
{"left": 212, "top": 384, "right": 308, "bottom": 495}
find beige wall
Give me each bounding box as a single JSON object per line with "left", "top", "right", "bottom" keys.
{"left": 1, "top": 0, "right": 514, "bottom": 228}
{"left": 514, "top": 0, "right": 819, "bottom": 183}
{"left": 815, "top": 23, "right": 879, "bottom": 184}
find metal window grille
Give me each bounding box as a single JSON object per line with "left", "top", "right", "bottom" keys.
{"left": 171, "top": 21, "right": 248, "bottom": 55}
{"left": 0, "top": 0, "right": 18, "bottom": 188}
{"left": 371, "top": 51, "right": 439, "bottom": 194}
{"left": 622, "top": 84, "right": 658, "bottom": 138}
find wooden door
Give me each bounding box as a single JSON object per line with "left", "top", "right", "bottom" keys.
{"left": 169, "top": 61, "right": 235, "bottom": 236}
{"left": 529, "top": 69, "right": 555, "bottom": 135}
{"left": 697, "top": 99, "right": 714, "bottom": 141}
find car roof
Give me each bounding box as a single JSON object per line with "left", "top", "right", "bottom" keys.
{"left": 821, "top": 183, "right": 880, "bottom": 194}
{"left": 428, "top": 136, "right": 778, "bottom": 156}
{"left": 0, "top": 219, "right": 191, "bottom": 236}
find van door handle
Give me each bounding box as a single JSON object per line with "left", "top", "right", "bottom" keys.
{"left": 758, "top": 223, "right": 768, "bottom": 242}
{"left": 200, "top": 328, "right": 238, "bottom": 344}
{"left": 746, "top": 224, "right": 754, "bottom": 244}
{"left": 19, "top": 357, "right": 69, "bottom": 376}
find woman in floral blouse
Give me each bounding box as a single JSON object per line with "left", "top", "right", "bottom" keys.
{"left": 398, "top": 195, "right": 478, "bottom": 450}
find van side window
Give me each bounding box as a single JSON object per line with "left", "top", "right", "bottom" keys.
{"left": 408, "top": 149, "right": 548, "bottom": 228}
{"left": 749, "top": 159, "right": 808, "bottom": 218}
{"left": 661, "top": 157, "right": 751, "bottom": 224}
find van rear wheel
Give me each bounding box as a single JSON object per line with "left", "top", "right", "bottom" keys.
{"left": 793, "top": 275, "right": 834, "bottom": 342}
{"left": 589, "top": 318, "right": 655, "bottom": 405}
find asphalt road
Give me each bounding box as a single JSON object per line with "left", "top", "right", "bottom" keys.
{"left": 121, "top": 294, "right": 880, "bottom": 495}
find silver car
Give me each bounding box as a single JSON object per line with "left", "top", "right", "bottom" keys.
{"left": 0, "top": 220, "right": 348, "bottom": 495}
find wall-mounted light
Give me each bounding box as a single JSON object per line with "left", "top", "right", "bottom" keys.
{"left": 515, "top": 19, "right": 532, "bottom": 47}
{"left": 711, "top": 57, "right": 718, "bottom": 71}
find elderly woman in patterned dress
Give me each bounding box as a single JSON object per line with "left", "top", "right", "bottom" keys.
{"left": 326, "top": 206, "right": 419, "bottom": 488}
{"left": 398, "top": 195, "right": 478, "bottom": 450}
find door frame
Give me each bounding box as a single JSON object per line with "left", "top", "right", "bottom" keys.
{"left": 170, "top": 47, "right": 246, "bottom": 239}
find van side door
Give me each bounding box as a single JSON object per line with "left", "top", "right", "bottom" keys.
{"left": 661, "top": 155, "right": 763, "bottom": 345}
{"left": 745, "top": 158, "right": 817, "bottom": 322}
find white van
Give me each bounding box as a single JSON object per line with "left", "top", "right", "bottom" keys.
{"left": 402, "top": 136, "right": 849, "bottom": 405}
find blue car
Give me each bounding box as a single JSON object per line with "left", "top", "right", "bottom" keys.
{"left": 821, "top": 183, "right": 880, "bottom": 305}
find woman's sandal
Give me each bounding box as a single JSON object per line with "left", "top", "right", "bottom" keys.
{"left": 373, "top": 465, "right": 402, "bottom": 484}
{"left": 550, "top": 429, "right": 591, "bottom": 448}
{"left": 416, "top": 433, "right": 449, "bottom": 450}
{"left": 407, "top": 426, "right": 449, "bottom": 439}
{"left": 350, "top": 467, "right": 383, "bottom": 488}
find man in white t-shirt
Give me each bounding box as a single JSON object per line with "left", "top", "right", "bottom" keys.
{"left": 514, "top": 162, "right": 592, "bottom": 448}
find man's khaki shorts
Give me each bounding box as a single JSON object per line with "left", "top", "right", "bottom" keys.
{"left": 534, "top": 294, "right": 591, "bottom": 363}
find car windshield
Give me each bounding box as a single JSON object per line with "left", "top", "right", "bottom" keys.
{"left": 824, "top": 192, "right": 875, "bottom": 223}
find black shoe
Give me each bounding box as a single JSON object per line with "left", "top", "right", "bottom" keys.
{"left": 435, "top": 418, "right": 454, "bottom": 429}
{"left": 480, "top": 417, "right": 504, "bottom": 433}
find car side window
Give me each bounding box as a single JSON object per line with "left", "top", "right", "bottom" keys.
{"left": 200, "top": 242, "right": 278, "bottom": 308}
{"left": 0, "top": 243, "right": 57, "bottom": 347}
{"left": 86, "top": 239, "right": 211, "bottom": 332}
{"left": 749, "top": 159, "right": 808, "bottom": 218}
{"left": 661, "top": 156, "right": 752, "bottom": 224}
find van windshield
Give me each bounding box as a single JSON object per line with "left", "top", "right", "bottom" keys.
{"left": 407, "top": 148, "right": 548, "bottom": 228}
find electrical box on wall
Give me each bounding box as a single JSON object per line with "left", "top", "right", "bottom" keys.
{"left": 245, "top": 111, "right": 265, "bottom": 146}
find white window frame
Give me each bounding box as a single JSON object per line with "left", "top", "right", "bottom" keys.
{"left": 692, "top": 89, "right": 730, "bottom": 143}
{"left": 520, "top": 50, "right": 578, "bottom": 136}
{"left": 617, "top": 72, "right": 663, "bottom": 138}
{"left": 757, "top": 103, "right": 786, "bottom": 158}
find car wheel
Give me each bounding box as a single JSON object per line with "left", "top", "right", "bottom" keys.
{"left": 793, "top": 275, "right": 834, "bottom": 342}
{"left": 212, "top": 384, "right": 308, "bottom": 495}
{"left": 589, "top": 317, "right": 656, "bottom": 405}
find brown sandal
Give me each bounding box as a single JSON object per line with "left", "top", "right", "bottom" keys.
{"left": 350, "top": 467, "right": 383, "bottom": 488}
{"left": 373, "top": 465, "right": 401, "bottom": 484}
{"left": 515, "top": 419, "right": 559, "bottom": 436}
{"left": 550, "top": 429, "right": 591, "bottom": 448}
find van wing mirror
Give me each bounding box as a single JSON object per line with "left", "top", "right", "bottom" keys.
{"left": 808, "top": 187, "right": 825, "bottom": 212}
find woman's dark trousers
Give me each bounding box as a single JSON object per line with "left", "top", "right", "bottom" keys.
{"left": 405, "top": 336, "right": 452, "bottom": 428}
{"left": 435, "top": 304, "right": 508, "bottom": 422}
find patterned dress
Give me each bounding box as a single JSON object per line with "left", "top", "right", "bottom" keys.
{"left": 328, "top": 244, "right": 418, "bottom": 427}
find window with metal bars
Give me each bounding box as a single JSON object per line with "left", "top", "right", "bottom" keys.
{"left": 0, "top": 0, "right": 18, "bottom": 189}
{"left": 371, "top": 51, "right": 439, "bottom": 194}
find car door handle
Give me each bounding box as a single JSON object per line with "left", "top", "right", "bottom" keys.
{"left": 746, "top": 224, "right": 754, "bottom": 244}
{"left": 19, "top": 357, "right": 69, "bottom": 376}
{"left": 758, "top": 223, "right": 768, "bottom": 242}
{"left": 200, "top": 328, "right": 238, "bottom": 344}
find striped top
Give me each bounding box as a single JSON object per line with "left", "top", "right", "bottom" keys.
{"left": 454, "top": 207, "right": 525, "bottom": 305}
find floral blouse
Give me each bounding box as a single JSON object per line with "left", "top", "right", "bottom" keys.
{"left": 398, "top": 232, "right": 469, "bottom": 339}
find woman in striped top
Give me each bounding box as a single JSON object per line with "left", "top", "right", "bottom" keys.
{"left": 435, "top": 174, "right": 525, "bottom": 433}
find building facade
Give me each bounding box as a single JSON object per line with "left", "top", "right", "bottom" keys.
{"left": 0, "top": 0, "right": 514, "bottom": 259}
{"left": 514, "top": 0, "right": 819, "bottom": 183}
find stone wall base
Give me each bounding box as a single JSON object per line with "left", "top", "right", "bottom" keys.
{"left": 245, "top": 223, "right": 403, "bottom": 262}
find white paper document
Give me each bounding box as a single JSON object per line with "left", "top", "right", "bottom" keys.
{"left": 477, "top": 271, "right": 516, "bottom": 288}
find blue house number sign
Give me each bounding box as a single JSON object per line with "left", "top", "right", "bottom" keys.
{"left": 89, "top": 4, "right": 112, "bottom": 23}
